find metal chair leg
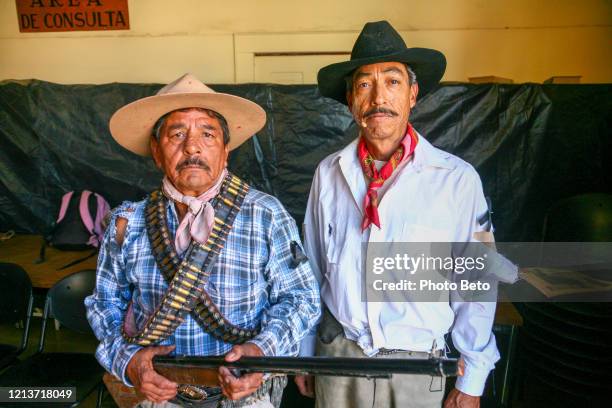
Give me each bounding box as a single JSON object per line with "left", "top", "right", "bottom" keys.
{"left": 500, "top": 325, "right": 518, "bottom": 407}
{"left": 96, "top": 382, "right": 105, "bottom": 408}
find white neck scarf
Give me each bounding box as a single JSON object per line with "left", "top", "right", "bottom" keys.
{"left": 161, "top": 169, "right": 227, "bottom": 254}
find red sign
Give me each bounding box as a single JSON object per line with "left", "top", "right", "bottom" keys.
{"left": 16, "top": 0, "right": 130, "bottom": 32}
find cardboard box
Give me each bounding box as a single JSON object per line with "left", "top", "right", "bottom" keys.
{"left": 543, "top": 76, "right": 582, "bottom": 84}
{"left": 468, "top": 76, "right": 514, "bottom": 84}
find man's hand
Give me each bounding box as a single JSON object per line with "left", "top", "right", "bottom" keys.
{"left": 443, "top": 388, "right": 480, "bottom": 408}
{"left": 294, "top": 375, "right": 315, "bottom": 398}
{"left": 443, "top": 358, "right": 479, "bottom": 408}
{"left": 218, "top": 343, "right": 265, "bottom": 401}
{"left": 126, "top": 345, "right": 177, "bottom": 403}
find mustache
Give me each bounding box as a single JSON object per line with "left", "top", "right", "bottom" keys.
{"left": 176, "top": 156, "right": 211, "bottom": 172}
{"left": 363, "top": 107, "right": 399, "bottom": 118}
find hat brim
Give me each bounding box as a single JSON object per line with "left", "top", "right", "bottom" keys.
{"left": 109, "top": 92, "right": 266, "bottom": 156}
{"left": 317, "top": 48, "right": 446, "bottom": 104}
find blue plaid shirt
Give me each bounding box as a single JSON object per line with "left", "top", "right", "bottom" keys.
{"left": 85, "top": 187, "right": 321, "bottom": 386}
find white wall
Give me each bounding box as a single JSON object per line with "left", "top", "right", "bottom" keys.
{"left": 0, "top": 0, "right": 610, "bottom": 84}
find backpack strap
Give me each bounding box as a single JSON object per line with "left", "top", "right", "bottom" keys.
{"left": 93, "top": 192, "right": 111, "bottom": 245}
{"left": 79, "top": 190, "right": 110, "bottom": 248}
{"left": 37, "top": 192, "right": 74, "bottom": 264}
{"left": 33, "top": 236, "right": 47, "bottom": 264}
{"left": 56, "top": 191, "right": 74, "bottom": 223}
{"left": 79, "top": 191, "right": 97, "bottom": 246}
{"left": 56, "top": 249, "right": 97, "bottom": 270}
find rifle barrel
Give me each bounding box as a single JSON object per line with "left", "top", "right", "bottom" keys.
{"left": 153, "top": 356, "right": 458, "bottom": 378}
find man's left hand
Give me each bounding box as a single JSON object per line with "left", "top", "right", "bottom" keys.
{"left": 443, "top": 388, "right": 480, "bottom": 408}
{"left": 218, "top": 343, "right": 265, "bottom": 401}
{"left": 443, "top": 358, "right": 479, "bottom": 408}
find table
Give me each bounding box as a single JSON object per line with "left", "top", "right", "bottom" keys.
{"left": 0, "top": 234, "right": 98, "bottom": 288}
{"left": 494, "top": 301, "right": 523, "bottom": 326}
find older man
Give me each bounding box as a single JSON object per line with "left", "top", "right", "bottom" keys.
{"left": 86, "top": 73, "right": 321, "bottom": 408}
{"left": 295, "top": 21, "right": 501, "bottom": 407}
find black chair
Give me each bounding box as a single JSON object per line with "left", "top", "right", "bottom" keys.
{"left": 517, "top": 193, "right": 612, "bottom": 406}
{"left": 0, "top": 269, "right": 105, "bottom": 407}
{"left": 541, "top": 193, "right": 612, "bottom": 243}
{"left": 0, "top": 263, "right": 33, "bottom": 370}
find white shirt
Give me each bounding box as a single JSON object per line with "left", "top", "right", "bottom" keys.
{"left": 301, "top": 134, "right": 503, "bottom": 396}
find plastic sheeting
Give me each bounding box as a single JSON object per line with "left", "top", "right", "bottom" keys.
{"left": 0, "top": 80, "right": 610, "bottom": 240}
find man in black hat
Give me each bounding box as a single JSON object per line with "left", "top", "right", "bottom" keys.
{"left": 296, "top": 21, "right": 499, "bottom": 407}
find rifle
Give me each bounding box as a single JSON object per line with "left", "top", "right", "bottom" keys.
{"left": 104, "top": 356, "right": 458, "bottom": 408}
{"left": 152, "top": 355, "right": 459, "bottom": 384}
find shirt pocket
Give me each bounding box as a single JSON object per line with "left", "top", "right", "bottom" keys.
{"left": 324, "top": 218, "right": 354, "bottom": 266}
{"left": 322, "top": 220, "right": 359, "bottom": 286}
{"left": 318, "top": 221, "right": 338, "bottom": 287}
{"left": 210, "top": 266, "right": 260, "bottom": 293}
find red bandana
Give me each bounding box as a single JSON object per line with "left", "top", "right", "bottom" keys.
{"left": 358, "top": 123, "right": 418, "bottom": 231}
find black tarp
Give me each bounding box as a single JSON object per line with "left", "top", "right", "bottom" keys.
{"left": 0, "top": 80, "right": 610, "bottom": 241}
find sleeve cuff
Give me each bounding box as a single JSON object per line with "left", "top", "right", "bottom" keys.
{"left": 455, "top": 364, "right": 491, "bottom": 397}
{"left": 112, "top": 343, "right": 142, "bottom": 387}
{"left": 248, "top": 331, "right": 279, "bottom": 357}
{"left": 298, "top": 333, "right": 316, "bottom": 357}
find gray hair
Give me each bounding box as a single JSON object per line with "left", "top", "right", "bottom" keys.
{"left": 345, "top": 63, "right": 417, "bottom": 92}
{"left": 152, "top": 108, "right": 230, "bottom": 145}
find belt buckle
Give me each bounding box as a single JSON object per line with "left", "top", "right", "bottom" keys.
{"left": 177, "top": 384, "right": 208, "bottom": 401}
{"left": 175, "top": 385, "right": 224, "bottom": 408}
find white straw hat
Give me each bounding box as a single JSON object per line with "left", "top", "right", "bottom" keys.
{"left": 109, "top": 73, "right": 266, "bottom": 156}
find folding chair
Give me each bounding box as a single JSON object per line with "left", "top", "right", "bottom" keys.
{"left": 518, "top": 193, "right": 612, "bottom": 405}
{"left": 0, "top": 263, "right": 33, "bottom": 370}
{"left": 0, "top": 269, "right": 104, "bottom": 407}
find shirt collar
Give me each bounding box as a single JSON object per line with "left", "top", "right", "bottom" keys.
{"left": 412, "top": 132, "right": 455, "bottom": 170}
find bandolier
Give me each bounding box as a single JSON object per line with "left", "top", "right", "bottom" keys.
{"left": 122, "top": 172, "right": 286, "bottom": 407}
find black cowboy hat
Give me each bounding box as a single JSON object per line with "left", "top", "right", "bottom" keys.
{"left": 317, "top": 20, "right": 446, "bottom": 104}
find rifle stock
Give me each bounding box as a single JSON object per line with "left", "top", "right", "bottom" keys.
{"left": 154, "top": 362, "right": 220, "bottom": 387}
